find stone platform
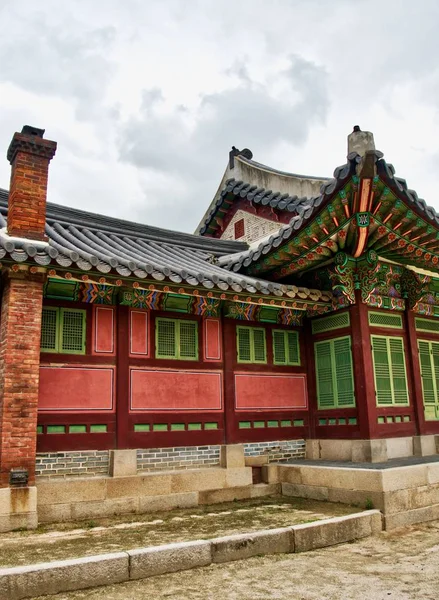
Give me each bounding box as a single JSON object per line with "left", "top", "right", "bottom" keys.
{"left": 264, "top": 456, "right": 439, "bottom": 530}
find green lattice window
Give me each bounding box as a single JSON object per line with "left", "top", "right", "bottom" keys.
{"left": 415, "top": 318, "right": 439, "bottom": 334}
{"left": 156, "top": 318, "right": 198, "bottom": 360}
{"left": 371, "top": 335, "right": 409, "bottom": 406}
{"left": 41, "top": 307, "right": 86, "bottom": 354}
{"left": 272, "top": 330, "right": 300, "bottom": 365}
{"left": 311, "top": 312, "right": 350, "bottom": 334}
{"left": 418, "top": 340, "right": 439, "bottom": 420}
{"left": 314, "top": 336, "right": 355, "bottom": 409}
{"left": 368, "top": 311, "right": 403, "bottom": 329}
{"left": 236, "top": 326, "right": 266, "bottom": 364}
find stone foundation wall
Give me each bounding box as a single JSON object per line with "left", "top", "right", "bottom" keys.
{"left": 137, "top": 446, "right": 221, "bottom": 472}
{"left": 35, "top": 440, "right": 306, "bottom": 479}
{"left": 244, "top": 440, "right": 306, "bottom": 462}
{"left": 35, "top": 451, "right": 110, "bottom": 479}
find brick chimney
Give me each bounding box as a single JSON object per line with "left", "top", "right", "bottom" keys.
{"left": 6, "top": 125, "right": 57, "bottom": 241}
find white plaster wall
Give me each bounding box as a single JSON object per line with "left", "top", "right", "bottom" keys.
{"left": 221, "top": 209, "right": 282, "bottom": 243}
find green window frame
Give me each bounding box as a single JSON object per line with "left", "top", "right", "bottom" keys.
{"left": 41, "top": 307, "right": 86, "bottom": 354}
{"left": 418, "top": 340, "right": 439, "bottom": 420}
{"left": 236, "top": 326, "right": 267, "bottom": 364}
{"left": 371, "top": 335, "right": 409, "bottom": 406}
{"left": 314, "top": 336, "right": 355, "bottom": 409}
{"left": 155, "top": 318, "right": 198, "bottom": 361}
{"left": 272, "top": 330, "right": 300, "bottom": 365}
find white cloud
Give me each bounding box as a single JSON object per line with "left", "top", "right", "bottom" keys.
{"left": 0, "top": 0, "right": 438, "bottom": 231}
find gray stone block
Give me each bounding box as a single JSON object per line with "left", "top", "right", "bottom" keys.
{"left": 212, "top": 528, "right": 292, "bottom": 563}
{"left": 128, "top": 540, "right": 212, "bottom": 579}
{"left": 0, "top": 552, "right": 129, "bottom": 600}
{"left": 292, "top": 510, "right": 382, "bottom": 553}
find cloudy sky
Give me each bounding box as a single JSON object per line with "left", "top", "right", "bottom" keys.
{"left": 0, "top": 0, "right": 438, "bottom": 232}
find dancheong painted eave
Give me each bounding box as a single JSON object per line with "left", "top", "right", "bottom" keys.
{"left": 216, "top": 147, "right": 439, "bottom": 280}
{"left": 0, "top": 189, "right": 330, "bottom": 306}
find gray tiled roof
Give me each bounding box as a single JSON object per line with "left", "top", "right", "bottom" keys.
{"left": 198, "top": 178, "right": 316, "bottom": 236}
{"left": 0, "top": 189, "right": 329, "bottom": 301}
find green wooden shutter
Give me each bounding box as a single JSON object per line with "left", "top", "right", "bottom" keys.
{"left": 371, "top": 336, "right": 393, "bottom": 406}
{"left": 287, "top": 331, "right": 300, "bottom": 365}
{"left": 41, "top": 307, "right": 59, "bottom": 352}
{"left": 178, "top": 321, "right": 198, "bottom": 360}
{"left": 432, "top": 343, "right": 439, "bottom": 414}
{"left": 372, "top": 335, "right": 409, "bottom": 406}
{"left": 60, "top": 309, "right": 86, "bottom": 354}
{"left": 333, "top": 337, "right": 355, "bottom": 407}
{"left": 273, "top": 330, "right": 300, "bottom": 365}
{"left": 418, "top": 340, "right": 436, "bottom": 405}
{"left": 237, "top": 327, "right": 251, "bottom": 362}
{"left": 156, "top": 318, "right": 177, "bottom": 358}
{"left": 389, "top": 337, "right": 409, "bottom": 405}
{"left": 315, "top": 340, "right": 336, "bottom": 408}
{"left": 253, "top": 328, "right": 266, "bottom": 363}
{"left": 273, "top": 330, "right": 287, "bottom": 364}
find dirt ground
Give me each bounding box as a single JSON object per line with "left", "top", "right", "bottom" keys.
{"left": 0, "top": 495, "right": 357, "bottom": 567}
{"left": 32, "top": 520, "right": 439, "bottom": 600}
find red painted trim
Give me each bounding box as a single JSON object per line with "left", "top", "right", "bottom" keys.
{"left": 39, "top": 365, "right": 115, "bottom": 412}
{"left": 129, "top": 368, "right": 223, "bottom": 411}
{"left": 129, "top": 309, "right": 150, "bottom": 357}
{"left": 92, "top": 306, "right": 116, "bottom": 355}
{"left": 203, "top": 318, "right": 222, "bottom": 361}
{"left": 234, "top": 372, "right": 308, "bottom": 410}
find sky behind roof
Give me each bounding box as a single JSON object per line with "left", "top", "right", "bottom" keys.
{"left": 0, "top": 0, "right": 438, "bottom": 232}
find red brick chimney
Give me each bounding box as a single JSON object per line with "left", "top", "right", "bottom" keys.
{"left": 6, "top": 125, "right": 57, "bottom": 241}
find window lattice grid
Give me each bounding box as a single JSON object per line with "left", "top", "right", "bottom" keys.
{"left": 155, "top": 318, "right": 198, "bottom": 360}
{"left": 156, "top": 319, "right": 177, "bottom": 358}
{"left": 368, "top": 312, "right": 403, "bottom": 329}
{"left": 236, "top": 326, "right": 267, "bottom": 364}
{"left": 415, "top": 318, "right": 439, "bottom": 333}
{"left": 60, "top": 309, "right": 86, "bottom": 353}
{"left": 179, "top": 321, "right": 198, "bottom": 359}
{"left": 311, "top": 312, "right": 350, "bottom": 335}
{"left": 41, "top": 308, "right": 59, "bottom": 352}
{"left": 237, "top": 327, "right": 252, "bottom": 362}
{"left": 253, "top": 329, "right": 266, "bottom": 363}
{"left": 272, "top": 330, "right": 300, "bottom": 365}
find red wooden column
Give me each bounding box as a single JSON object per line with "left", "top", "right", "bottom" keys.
{"left": 222, "top": 317, "right": 236, "bottom": 444}
{"left": 0, "top": 270, "right": 45, "bottom": 486}
{"left": 405, "top": 309, "right": 426, "bottom": 435}
{"left": 349, "top": 290, "right": 378, "bottom": 439}
{"left": 116, "top": 305, "right": 130, "bottom": 449}
{"left": 303, "top": 319, "right": 317, "bottom": 439}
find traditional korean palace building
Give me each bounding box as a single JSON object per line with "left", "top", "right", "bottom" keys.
{"left": 1, "top": 124, "right": 439, "bottom": 530}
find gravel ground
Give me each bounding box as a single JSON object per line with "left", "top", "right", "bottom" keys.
{"left": 32, "top": 520, "right": 439, "bottom": 600}
{"left": 0, "top": 496, "right": 357, "bottom": 567}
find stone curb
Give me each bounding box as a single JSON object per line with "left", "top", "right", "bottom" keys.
{"left": 0, "top": 510, "right": 382, "bottom": 600}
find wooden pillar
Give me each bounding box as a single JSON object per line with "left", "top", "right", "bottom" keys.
{"left": 349, "top": 289, "right": 378, "bottom": 438}
{"left": 222, "top": 318, "right": 235, "bottom": 445}
{"left": 116, "top": 305, "right": 130, "bottom": 449}
{"left": 303, "top": 319, "right": 317, "bottom": 439}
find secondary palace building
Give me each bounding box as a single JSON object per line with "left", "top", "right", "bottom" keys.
{"left": 1, "top": 124, "right": 439, "bottom": 530}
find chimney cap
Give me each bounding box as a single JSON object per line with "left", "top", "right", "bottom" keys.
{"left": 21, "top": 125, "right": 45, "bottom": 138}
